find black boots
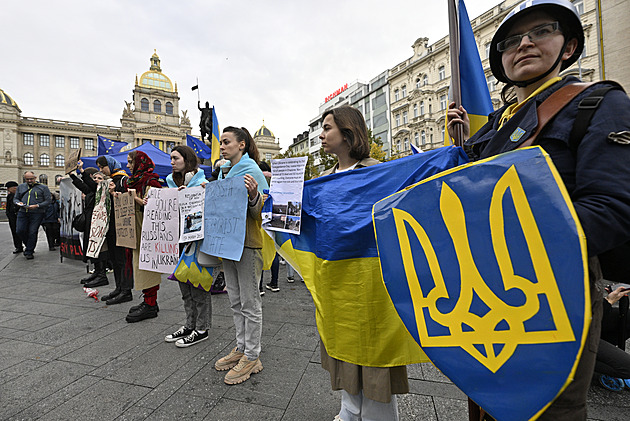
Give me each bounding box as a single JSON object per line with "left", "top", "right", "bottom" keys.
{"left": 105, "top": 290, "right": 132, "bottom": 305}
{"left": 84, "top": 262, "right": 109, "bottom": 288}
{"left": 125, "top": 302, "right": 158, "bottom": 323}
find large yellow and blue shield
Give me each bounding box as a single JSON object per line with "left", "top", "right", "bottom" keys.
{"left": 373, "top": 147, "right": 590, "bottom": 421}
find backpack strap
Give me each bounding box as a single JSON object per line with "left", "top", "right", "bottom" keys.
{"left": 518, "top": 82, "right": 595, "bottom": 149}
{"left": 568, "top": 81, "right": 626, "bottom": 156}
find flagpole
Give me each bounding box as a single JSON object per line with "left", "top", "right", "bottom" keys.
{"left": 196, "top": 77, "right": 200, "bottom": 103}
{"left": 448, "top": 0, "right": 464, "bottom": 147}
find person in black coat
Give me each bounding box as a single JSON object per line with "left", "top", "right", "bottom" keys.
{"left": 42, "top": 193, "right": 61, "bottom": 251}
{"left": 5, "top": 181, "right": 24, "bottom": 253}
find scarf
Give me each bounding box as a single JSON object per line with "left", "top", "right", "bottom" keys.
{"left": 103, "top": 155, "right": 123, "bottom": 173}
{"left": 126, "top": 151, "right": 160, "bottom": 192}
{"left": 219, "top": 152, "right": 269, "bottom": 194}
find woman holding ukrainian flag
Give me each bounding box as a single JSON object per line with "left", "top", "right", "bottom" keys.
{"left": 448, "top": 0, "right": 630, "bottom": 419}
{"left": 212, "top": 126, "right": 269, "bottom": 386}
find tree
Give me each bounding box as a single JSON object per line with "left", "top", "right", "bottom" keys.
{"left": 368, "top": 129, "right": 387, "bottom": 162}
{"left": 274, "top": 149, "right": 318, "bottom": 180}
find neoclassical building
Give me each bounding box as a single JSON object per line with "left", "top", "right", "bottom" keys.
{"left": 0, "top": 51, "right": 192, "bottom": 189}
{"left": 253, "top": 122, "right": 282, "bottom": 162}
{"left": 388, "top": 0, "right": 614, "bottom": 157}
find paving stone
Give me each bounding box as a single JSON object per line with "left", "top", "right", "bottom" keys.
{"left": 398, "top": 393, "right": 438, "bottom": 420}
{"left": 408, "top": 378, "right": 467, "bottom": 400}
{"left": 145, "top": 391, "right": 216, "bottom": 420}
{"left": 203, "top": 398, "right": 284, "bottom": 421}
{"left": 281, "top": 361, "right": 339, "bottom": 421}
{"left": 116, "top": 405, "right": 154, "bottom": 421}
{"left": 433, "top": 396, "right": 468, "bottom": 421}
{"left": 0, "top": 313, "right": 66, "bottom": 331}
{"left": 420, "top": 362, "right": 452, "bottom": 383}
{"left": 268, "top": 322, "right": 318, "bottom": 352}
{"left": 0, "top": 359, "right": 47, "bottom": 384}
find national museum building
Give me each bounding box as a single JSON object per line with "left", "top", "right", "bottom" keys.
{"left": 0, "top": 51, "right": 192, "bottom": 188}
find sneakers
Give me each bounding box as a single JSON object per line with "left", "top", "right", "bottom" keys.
{"left": 259, "top": 288, "right": 265, "bottom": 296}
{"left": 265, "top": 283, "right": 279, "bottom": 292}
{"left": 287, "top": 276, "right": 295, "bottom": 283}
{"left": 125, "top": 302, "right": 158, "bottom": 323}
{"left": 224, "top": 356, "right": 263, "bottom": 385}
{"left": 215, "top": 347, "right": 245, "bottom": 371}
{"left": 165, "top": 326, "right": 193, "bottom": 343}
{"left": 175, "top": 330, "right": 208, "bottom": 348}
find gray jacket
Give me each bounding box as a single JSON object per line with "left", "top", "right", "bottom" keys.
{"left": 13, "top": 182, "right": 52, "bottom": 214}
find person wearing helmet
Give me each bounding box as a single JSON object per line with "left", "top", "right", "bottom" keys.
{"left": 448, "top": 0, "right": 630, "bottom": 419}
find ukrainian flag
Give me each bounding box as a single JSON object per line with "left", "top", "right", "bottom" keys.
{"left": 445, "top": 0, "right": 494, "bottom": 144}
{"left": 271, "top": 147, "right": 468, "bottom": 367}
{"left": 210, "top": 107, "right": 221, "bottom": 163}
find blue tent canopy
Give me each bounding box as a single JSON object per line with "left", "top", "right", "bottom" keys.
{"left": 80, "top": 142, "right": 213, "bottom": 182}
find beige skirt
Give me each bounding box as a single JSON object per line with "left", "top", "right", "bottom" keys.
{"left": 132, "top": 208, "right": 162, "bottom": 290}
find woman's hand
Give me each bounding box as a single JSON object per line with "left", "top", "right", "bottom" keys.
{"left": 77, "top": 160, "right": 84, "bottom": 173}
{"left": 447, "top": 102, "right": 471, "bottom": 141}
{"left": 108, "top": 181, "right": 116, "bottom": 194}
{"left": 606, "top": 286, "right": 630, "bottom": 305}
{"left": 244, "top": 174, "right": 258, "bottom": 200}
{"left": 178, "top": 185, "right": 186, "bottom": 191}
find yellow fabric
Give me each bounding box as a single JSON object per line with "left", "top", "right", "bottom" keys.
{"left": 499, "top": 77, "right": 562, "bottom": 128}
{"left": 275, "top": 238, "right": 429, "bottom": 367}
{"left": 261, "top": 228, "right": 276, "bottom": 270}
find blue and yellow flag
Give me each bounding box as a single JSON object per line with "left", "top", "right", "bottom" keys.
{"left": 271, "top": 147, "right": 468, "bottom": 367}
{"left": 373, "top": 147, "right": 590, "bottom": 420}
{"left": 187, "top": 134, "right": 212, "bottom": 160}
{"left": 210, "top": 107, "right": 221, "bottom": 163}
{"left": 445, "top": 0, "right": 494, "bottom": 144}
{"left": 97, "top": 135, "right": 128, "bottom": 156}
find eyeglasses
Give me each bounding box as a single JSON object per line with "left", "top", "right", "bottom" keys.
{"left": 497, "top": 22, "right": 560, "bottom": 53}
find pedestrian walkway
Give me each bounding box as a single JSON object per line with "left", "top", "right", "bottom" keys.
{"left": 0, "top": 227, "right": 628, "bottom": 420}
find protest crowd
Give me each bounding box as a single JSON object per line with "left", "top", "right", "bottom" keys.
{"left": 4, "top": 1, "right": 630, "bottom": 420}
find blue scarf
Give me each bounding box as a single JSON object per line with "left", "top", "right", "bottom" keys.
{"left": 218, "top": 152, "right": 268, "bottom": 194}
{"left": 166, "top": 169, "right": 208, "bottom": 188}
{"left": 103, "top": 155, "right": 123, "bottom": 172}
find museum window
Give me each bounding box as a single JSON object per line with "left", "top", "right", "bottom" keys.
{"left": 40, "top": 134, "right": 50, "bottom": 147}
{"left": 154, "top": 100, "right": 161, "bottom": 113}
{"left": 166, "top": 141, "right": 175, "bottom": 153}
{"left": 23, "top": 152, "right": 34, "bottom": 165}
{"left": 141, "top": 98, "right": 149, "bottom": 112}
{"left": 40, "top": 154, "right": 50, "bottom": 167}
{"left": 166, "top": 102, "right": 173, "bottom": 115}
{"left": 39, "top": 174, "right": 48, "bottom": 185}
{"left": 55, "top": 155, "right": 65, "bottom": 167}
{"left": 55, "top": 135, "right": 65, "bottom": 148}
{"left": 70, "top": 137, "right": 80, "bottom": 149}
{"left": 24, "top": 133, "right": 34, "bottom": 146}
{"left": 154, "top": 140, "right": 163, "bottom": 150}
{"left": 438, "top": 66, "right": 446, "bottom": 81}
{"left": 403, "top": 111, "right": 408, "bottom": 124}
{"left": 142, "top": 139, "right": 151, "bottom": 144}
{"left": 84, "top": 138, "right": 94, "bottom": 150}
{"left": 402, "top": 85, "right": 407, "bottom": 98}
{"left": 55, "top": 175, "right": 63, "bottom": 186}
{"left": 265, "top": 153, "right": 272, "bottom": 161}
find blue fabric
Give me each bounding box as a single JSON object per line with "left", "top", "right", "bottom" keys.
{"left": 81, "top": 142, "right": 213, "bottom": 181}
{"left": 97, "top": 135, "right": 128, "bottom": 155}
{"left": 218, "top": 152, "right": 269, "bottom": 195}
{"left": 187, "top": 134, "right": 212, "bottom": 159}
{"left": 166, "top": 169, "right": 208, "bottom": 188}
{"left": 103, "top": 155, "right": 123, "bottom": 172}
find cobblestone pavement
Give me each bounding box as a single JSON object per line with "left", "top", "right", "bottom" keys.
{"left": 0, "top": 224, "right": 628, "bottom": 420}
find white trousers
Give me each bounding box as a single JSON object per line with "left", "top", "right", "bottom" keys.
{"left": 338, "top": 390, "right": 399, "bottom": 421}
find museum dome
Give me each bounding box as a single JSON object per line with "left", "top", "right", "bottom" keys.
{"left": 254, "top": 122, "right": 275, "bottom": 138}
{"left": 139, "top": 50, "right": 175, "bottom": 92}
{"left": 0, "top": 88, "right": 21, "bottom": 112}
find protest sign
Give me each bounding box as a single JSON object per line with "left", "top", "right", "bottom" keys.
{"left": 86, "top": 180, "right": 110, "bottom": 258}
{"left": 59, "top": 177, "right": 84, "bottom": 260}
{"left": 262, "top": 157, "right": 307, "bottom": 234}
{"left": 65, "top": 148, "right": 81, "bottom": 174}
{"left": 200, "top": 177, "right": 247, "bottom": 261}
{"left": 114, "top": 190, "right": 137, "bottom": 249}
{"left": 139, "top": 187, "right": 179, "bottom": 273}
{"left": 178, "top": 185, "right": 205, "bottom": 243}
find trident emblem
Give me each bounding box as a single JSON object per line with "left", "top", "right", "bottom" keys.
{"left": 392, "top": 165, "right": 575, "bottom": 373}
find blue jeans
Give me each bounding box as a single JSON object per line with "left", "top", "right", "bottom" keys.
{"left": 16, "top": 211, "right": 45, "bottom": 255}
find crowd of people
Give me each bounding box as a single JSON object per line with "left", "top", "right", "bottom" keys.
{"left": 3, "top": 0, "right": 630, "bottom": 419}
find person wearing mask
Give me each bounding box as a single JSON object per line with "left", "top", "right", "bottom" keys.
{"left": 124, "top": 151, "right": 163, "bottom": 323}
{"left": 447, "top": 1, "right": 630, "bottom": 418}
{"left": 213, "top": 126, "right": 268, "bottom": 385}
{"left": 96, "top": 155, "right": 134, "bottom": 305}
{"left": 14, "top": 171, "right": 52, "bottom": 260}
{"left": 318, "top": 106, "right": 406, "bottom": 421}
{"left": 5, "top": 181, "right": 24, "bottom": 254}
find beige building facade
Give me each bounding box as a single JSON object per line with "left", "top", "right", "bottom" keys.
{"left": 253, "top": 123, "right": 282, "bottom": 162}
{"left": 0, "top": 51, "right": 192, "bottom": 190}
{"left": 388, "top": 0, "right": 623, "bottom": 157}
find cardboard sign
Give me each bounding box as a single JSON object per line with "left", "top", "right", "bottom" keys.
{"left": 139, "top": 187, "right": 179, "bottom": 273}
{"left": 200, "top": 177, "right": 247, "bottom": 261}
{"left": 178, "top": 185, "right": 205, "bottom": 243}
{"left": 114, "top": 190, "right": 137, "bottom": 249}
{"left": 65, "top": 148, "right": 82, "bottom": 174}
{"left": 86, "top": 180, "right": 110, "bottom": 258}
{"left": 373, "top": 147, "right": 589, "bottom": 421}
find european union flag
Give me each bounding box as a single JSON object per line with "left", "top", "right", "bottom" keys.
{"left": 187, "top": 134, "right": 212, "bottom": 160}
{"left": 97, "top": 135, "right": 128, "bottom": 156}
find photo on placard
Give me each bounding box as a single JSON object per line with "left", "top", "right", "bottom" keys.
{"left": 272, "top": 203, "right": 287, "bottom": 215}
{"left": 270, "top": 214, "right": 285, "bottom": 228}
{"left": 184, "top": 211, "right": 203, "bottom": 234}
{"left": 285, "top": 215, "right": 300, "bottom": 231}
{"left": 287, "top": 201, "right": 301, "bottom": 216}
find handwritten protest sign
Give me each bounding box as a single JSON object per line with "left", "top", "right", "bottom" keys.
{"left": 65, "top": 148, "right": 81, "bottom": 174}
{"left": 139, "top": 187, "right": 179, "bottom": 273}
{"left": 262, "top": 157, "right": 307, "bottom": 234}
{"left": 114, "top": 190, "right": 137, "bottom": 249}
{"left": 178, "top": 185, "right": 205, "bottom": 243}
{"left": 86, "top": 180, "right": 110, "bottom": 258}
{"left": 200, "top": 177, "right": 247, "bottom": 261}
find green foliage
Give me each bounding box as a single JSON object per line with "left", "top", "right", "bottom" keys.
{"left": 368, "top": 129, "right": 387, "bottom": 162}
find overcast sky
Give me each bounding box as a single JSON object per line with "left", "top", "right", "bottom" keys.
{"left": 2, "top": 0, "right": 501, "bottom": 151}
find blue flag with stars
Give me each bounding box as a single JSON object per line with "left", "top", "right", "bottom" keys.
{"left": 187, "top": 134, "right": 212, "bottom": 160}
{"left": 97, "top": 135, "right": 128, "bottom": 156}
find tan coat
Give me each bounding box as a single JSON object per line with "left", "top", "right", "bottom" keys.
{"left": 132, "top": 199, "right": 162, "bottom": 290}
{"left": 317, "top": 156, "right": 409, "bottom": 403}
